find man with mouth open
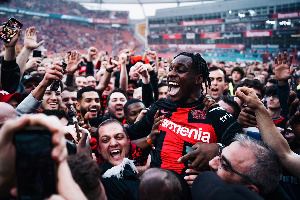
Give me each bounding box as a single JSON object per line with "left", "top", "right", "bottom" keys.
{"left": 126, "top": 52, "right": 243, "bottom": 176}
{"left": 76, "top": 86, "right": 101, "bottom": 120}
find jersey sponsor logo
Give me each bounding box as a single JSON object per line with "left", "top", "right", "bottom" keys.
{"left": 190, "top": 110, "right": 207, "bottom": 119}
{"left": 220, "top": 112, "right": 233, "bottom": 122}
{"left": 161, "top": 118, "right": 210, "bottom": 143}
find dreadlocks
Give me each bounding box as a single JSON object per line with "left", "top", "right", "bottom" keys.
{"left": 174, "top": 52, "right": 211, "bottom": 94}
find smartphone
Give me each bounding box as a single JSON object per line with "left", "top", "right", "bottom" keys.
{"left": 50, "top": 62, "right": 67, "bottom": 91}
{"left": 14, "top": 126, "right": 57, "bottom": 200}
{"left": 185, "top": 146, "right": 195, "bottom": 164}
{"left": 0, "top": 18, "right": 23, "bottom": 43}
{"left": 33, "top": 50, "right": 42, "bottom": 57}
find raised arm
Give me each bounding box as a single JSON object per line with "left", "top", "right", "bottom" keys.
{"left": 274, "top": 52, "right": 296, "bottom": 119}
{"left": 96, "top": 58, "right": 118, "bottom": 93}
{"left": 235, "top": 87, "right": 300, "bottom": 179}
{"left": 17, "top": 27, "right": 44, "bottom": 79}
{"left": 119, "top": 53, "right": 128, "bottom": 91}
{"left": 1, "top": 28, "right": 21, "bottom": 93}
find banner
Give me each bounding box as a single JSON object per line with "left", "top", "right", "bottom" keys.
{"left": 273, "top": 11, "right": 300, "bottom": 19}
{"left": 181, "top": 19, "right": 222, "bottom": 26}
{"left": 201, "top": 32, "right": 220, "bottom": 39}
{"left": 245, "top": 30, "right": 273, "bottom": 37}
{"left": 163, "top": 34, "right": 182, "bottom": 39}
{"left": 221, "top": 32, "right": 242, "bottom": 38}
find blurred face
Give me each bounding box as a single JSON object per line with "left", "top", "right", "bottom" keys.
{"left": 102, "top": 78, "right": 115, "bottom": 96}
{"left": 126, "top": 83, "right": 137, "bottom": 99}
{"left": 108, "top": 92, "right": 127, "bottom": 121}
{"left": 269, "top": 75, "right": 276, "bottom": 80}
{"left": 98, "top": 122, "right": 129, "bottom": 166}
{"left": 158, "top": 68, "right": 165, "bottom": 78}
{"left": 167, "top": 55, "right": 201, "bottom": 104}
{"left": 86, "top": 76, "right": 97, "bottom": 88}
{"left": 76, "top": 91, "right": 100, "bottom": 118}
{"left": 232, "top": 71, "right": 242, "bottom": 82}
{"left": 76, "top": 77, "right": 88, "bottom": 90}
{"left": 7, "top": 97, "right": 18, "bottom": 109}
{"left": 61, "top": 90, "right": 77, "bottom": 110}
{"left": 37, "top": 66, "right": 46, "bottom": 74}
{"left": 209, "top": 142, "right": 255, "bottom": 185}
{"left": 219, "top": 100, "right": 234, "bottom": 116}
{"left": 254, "top": 71, "right": 260, "bottom": 77}
{"left": 224, "top": 67, "right": 232, "bottom": 76}
{"left": 41, "top": 86, "right": 62, "bottom": 110}
{"left": 101, "top": 61, "right": 108, "bottom": 69}
{"left": 23, "top": 80, "right": 38, "bottom": 94}
{"left": 158, "top": 86, "right": 168, "bottom": 99}
{"left": 208, "top": 69, "right": 225, "bottom": 102}
{"left": 267, "top": 95, "right": 280, "bottom": 110}
{"left": 125, "top": 102, "right": 145, "bottom": 125}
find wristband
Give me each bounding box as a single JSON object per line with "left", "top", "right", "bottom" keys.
{"left": 106, "top": 69, "right": 113, "bottom": 73}
{"left": 217, "top": 143, "right": 225, "bottom": 148}
{"left": 146, "top": 135, "right": 155, "bottom": 150}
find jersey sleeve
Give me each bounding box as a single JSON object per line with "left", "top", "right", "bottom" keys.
{"left": 208, "top": 105, "right": 243, "bottom": 146}
{"left": 126, "top": 102, "right": 158, "bottom": 140}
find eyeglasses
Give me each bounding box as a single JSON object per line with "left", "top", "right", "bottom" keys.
{"left": 218, "top": 146, "right": 257, "bottom": 186}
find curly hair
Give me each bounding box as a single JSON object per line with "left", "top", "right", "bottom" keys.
{"left": 174, "top": 52, "right": 211, "bottom": 94}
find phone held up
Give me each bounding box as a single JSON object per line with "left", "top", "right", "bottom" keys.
{"left": 50, "top": 62, "right": 67, "bottom": 91}
{"left": 0, "top": 18, "right": 23, "bottom": 43}
{"left": 13, "top": 126, "right": 57, "bottom": 200}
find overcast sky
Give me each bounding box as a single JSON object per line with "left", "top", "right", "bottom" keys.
{"left": 81, "top": 2, "right": 215, "bottom": 20}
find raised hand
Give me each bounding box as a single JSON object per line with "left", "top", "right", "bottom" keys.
{"left": 148, "top": 51, "right": 157, "bottom": 60}
{"left": 106, "top": 58, "right": 118, "bottom": 71}
{"left": 148, "top": 110, "right": 164, "bottom": 145}
{"left": 40, "top": 62, "right": 64, "bottom": 87}
{"left": 24, "top": 27, "right": 44, "bottom": 50}
{"left": 274, "top": 52, "right": 296, "bottom": 83}
{"left": 66, "top": 50, "right": 79, "bottom": 74}
{"left": 87, "top": 46, "right": 97, "bottom": 61}
{"left": 1, "top": 25, "right": 21, "bottom": 48}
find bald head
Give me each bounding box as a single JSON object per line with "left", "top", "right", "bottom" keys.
{"left": 139, "top": 168, "right": 182, "bottom": 200}
{"left": 0, "top": 102, "right": 18, "bottom": 125}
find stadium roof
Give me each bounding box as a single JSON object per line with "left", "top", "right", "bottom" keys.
{"left": 67, "top": 0, "right": 216, "bottom": 4}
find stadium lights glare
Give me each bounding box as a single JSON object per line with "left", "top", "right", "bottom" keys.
{"left": 229, "top": 10, "right": 232, "bottom": 14}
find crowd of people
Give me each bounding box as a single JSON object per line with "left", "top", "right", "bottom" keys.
{"left": 0, "top": 0, "right": 129, "bottom": 20}
{"left": 0, "top": 15, "right": 142, "bottom": 55}
{"left": 0, "top": 20, "right": 300, "bottom": 200}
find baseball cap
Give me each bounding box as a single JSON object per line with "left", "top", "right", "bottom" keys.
{"left": 0, "top": 90, "right": 23, "bottom": 103}
{"left": 191, "top": 171, "right": 263, "bottom": 200}
{"left": 79, "top": 66, "right": 86, "bottom": 74}
{"left": 21, "top": 74, "right": 41, "bottom": 85}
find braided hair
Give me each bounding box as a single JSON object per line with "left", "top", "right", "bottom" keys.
{"left": 174, "top": 52, "right": 211, "bottom": 94}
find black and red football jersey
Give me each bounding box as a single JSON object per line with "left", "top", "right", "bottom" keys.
{"left": 127, "top": 96, "right": 242, "bottom": 175}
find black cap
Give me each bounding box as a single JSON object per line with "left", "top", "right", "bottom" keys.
{"left": 191, "top": 171, "right": 263, "bottom": 200}
{"left": 21, "top": 75, "right": 41, "bottom": 85}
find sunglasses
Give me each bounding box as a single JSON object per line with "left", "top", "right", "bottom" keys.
{"left": 218, "top": 145, "right": 257, "bottom": 186}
